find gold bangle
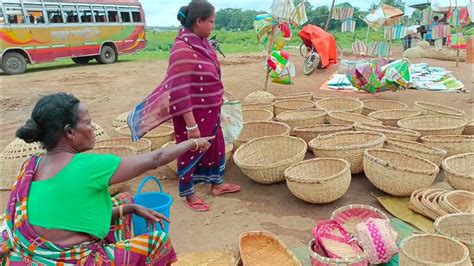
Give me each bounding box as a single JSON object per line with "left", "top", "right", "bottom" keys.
{"left": 190, "top": 139, "right": 199, "bottom": 151}
{"left": 119, "top": 205, "right": 123, "bottom": 219}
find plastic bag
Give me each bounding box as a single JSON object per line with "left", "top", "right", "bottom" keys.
{"left": 220, "top": 98, "right": 243, "bottom": 146}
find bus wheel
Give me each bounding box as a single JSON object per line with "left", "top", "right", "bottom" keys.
{"left": 72, "top": 56, "right": 93, "bottom": 64}
{"left": 97, "top": 46, "right": 117, "bottom": 64}
{"left": 2, "top": 52, "right": 27, "bottom": 75}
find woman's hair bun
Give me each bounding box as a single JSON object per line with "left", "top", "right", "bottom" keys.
{"left": 177, "top": 5, "right": 189, "bottom": 26}
{"left": 16, "top": 118, "right": 42, "bottom": 143}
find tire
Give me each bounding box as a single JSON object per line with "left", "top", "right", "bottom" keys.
{"left": 72, "top": 56, "right": 93, "bottom": 64}
{"left": 96, "top": 45, "right": 117, "bottom": 64}
{"left": 2, "top": 51, "right": 27, "bottom": 75}
{"left": 299, "top": 43, "right": 311, "bottom": 58}
{"left": 336, "top": 44, "right": 344, "bottom": 60}
{"left": 303, "top": 53, "right": 320, "bottom": 75}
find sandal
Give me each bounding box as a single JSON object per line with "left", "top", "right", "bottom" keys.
{"left": 210, "top": 183, "right": 241, "bottom": 196}
{"left": 183, "top": 199, "right": 210, "bottom": 212}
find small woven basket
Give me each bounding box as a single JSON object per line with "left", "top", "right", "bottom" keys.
{"left": 233, "top": 135, "right": 307, "bottom": 184}
{"left": 275, "top": 109, "right": 326, "bottom": 129}
{"left": 284, "top": 158, "right": 351, "bottom": 204}
{"left": 95, "top": 137, "right": 152, "bottom": 154}
{"left": 292, "top": 124, "right": 353, "bottom": 144}
{"left": 443, "top": 190, "right": 474, "bottom": 214}
{"left": 315, "top": 97, "right": 364, "bottom": 114}
{"left": 368, "top": 109, "right": 422, "bottom": 127}
{"left": 420, "top": 135, "right": 474, "bottom": 157}
{"left": 399, "top": 234, "right": 471, "bottom": 266}
{"left": 414, "top": 101, "right": 466, "bottom": 117}
{"left": 243, "top": 91, "right": 275, "bottom": 104}
{"left": 242, "top": 109, "right": 273, "bottom": 123}
{"left": 384, "top": 138, "right": 447, "bottom": 166}
{"left": 398, "top": 115, "right": 468, "bottom": 136}
{"left": 241, "top": 102, "right": 274, "bottom": 113}
{"left": 442, "top": 153, "right": 474, "bottom": 192}
{"left": 361, "top": 99, "right": 408, "bottom": 116}
{"left": 309, "top": 131, "right": 386, "bottom": 174}
{"left": 308, "top": 240, "right": 368, "bottom": 266}
{"left": 92, "top": 122, "right": 110, "bottom": 141}
{"left": 273, "top": 99, "right": 315, "bottom": 116}
{"left": 330, "top": 204, "right": 390, "bottom": 234}
{"left": 111, "top": 111, "right": 130, "bottom": 130}
{"left": 327, "top": 111, "right": 383, "bottom": 126}
{"left": 435, "top": 213, "right": 474, "bottom": 262}
{"left": 235, "top": 121, "right": 291, "bottom": 149}
{"left": 354, "top": 123, "right": 421, "bottom": 142}
{"left": 116, "top": 125, "right": 174, "bottom": 150}
{"left": 355, "top": 218, "right": 398, "bottom": 264}
{"left": 363, "top": 148, "right": 439, "bottom": 196}
{"left": 463, "top": 120, "right": 474, "bottom": 135}
{"left": 274, "top": 92, "right": 313, "bottom": 101}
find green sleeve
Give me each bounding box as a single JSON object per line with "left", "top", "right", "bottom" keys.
{"left": 76, "top": 153, "right": 121, "bottom": 190}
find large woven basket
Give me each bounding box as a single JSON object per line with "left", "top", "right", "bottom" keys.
{"left": 0, "top": 139, "right": 44, "bottom": 190}
{"left": 363, "top": 149, "right": 439, "bottom": 196}
{"left": 442, "top": 153, "right": 474, "bottom": 192}
{"left": 273, "top": 99, "right": 315, "bottom": 116}
{"left": 368, "top": 109, "right": 421, "bottom": 127}
{"left": 398, "top": 115, "right": 468, "bottom": 136}
{"left": 233, "top": 135, "right": 306, "bottom": 184}
{"left": 315, "top": 97, "right": 364, "bottom": 114}
{"left": 239, "top": 231, "right": 302, "bottom": 266}
{"left": 420, "top": 135, "right": 474, "bottom": 157}
{"left": 361, "top": 99, "right": 408, "bottom": 116}
{"left": 243, "top": 91, "right": 275, "bottom": 104}
{"left": 235, "top": 121, "right": 291, "bottom": 149}
{"left": 274, "top": 92, "right": 313, "bottom": 101}
{"left": 284, "top": 158, "right": 351, "bottom": 204}
{"left": 463, "top": 120, "right": 474, "bottom": 135}
{"left": 111, "top": 111, "right": 130, "bottom": 130}
{"left": 242, "top": 109, "right": 273, "bottom": 123}
{"left": 292, "top": 124, "right": 353, "bottom": 144}
{"left": 95, "top": 137, "right": 152, "bottom": 154}
{"left": 354, "top": 123, "right": 421, "bottom": 141}
{"left": 443, "top": 190, "right": 474, "bottom": 214}
{"left": 275, "top": 109, "right": 326, "bottom": 129}
{"left": 399, "top": 234, "right": 471, "bottom": 266}
{"left": 117, "top": 125, "right": 174, "bottom": 150}
{"left": 309, "top": 131, "right": 386, "bottom": 174}
{"left": 384, "top": 138, "right": 447, "bottom": 166}
{"left": 308, "top": 240, "right": 368, "bottom": 266}
{"left": 330, "top": 204, "right": 390, "bottom": 234}
{"left": 241, "top": 102, "right": 274, "bottom": 113}
{"left": 414, "top": 101, "right": 466, "bottom": 117}
{"left": 327, "top": 111, "right": 383, "bottom": 126}
{"left": 92, "top": 122, "right": 110, "bottom": 141}
{"left": 435, "top": 213, "right": 474, "bottom": 262}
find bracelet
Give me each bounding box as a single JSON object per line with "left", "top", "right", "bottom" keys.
{"left": 186, "top": 124, "right": 198, "bottom": 131}
{"left": 190, "top": 139, "right": 199, "bottom": 151}
{"left": 119, "top": 205, "right": 123, "bottom": 219}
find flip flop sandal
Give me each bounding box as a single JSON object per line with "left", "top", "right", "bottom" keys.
{"left": 211, "top": 184, "right": 241, "bottom": 196}
{"left": 183, "top": 200, "right": 210, "bottom": 212}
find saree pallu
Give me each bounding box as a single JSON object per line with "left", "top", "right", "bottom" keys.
{"left": 0, "top": 155, "right": 177, "bottom": 265}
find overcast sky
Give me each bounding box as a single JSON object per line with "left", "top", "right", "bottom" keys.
{"left": 142, "top": 0, "right": 420, "bottom": 27}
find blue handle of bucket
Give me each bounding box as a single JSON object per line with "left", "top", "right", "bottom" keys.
{"left": 135, "top": 176, "right": 163, "bottom": 196}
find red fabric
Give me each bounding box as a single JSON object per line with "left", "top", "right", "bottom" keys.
{"left": 299, "top": 25, "right": 338, "bottom": 68}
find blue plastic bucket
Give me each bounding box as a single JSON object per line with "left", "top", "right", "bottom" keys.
{"left": 132, "top": 176, "right": 172, "bottom": 235}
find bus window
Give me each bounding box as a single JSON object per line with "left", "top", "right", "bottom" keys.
{"left": 25, "top": 4, "right": 45, "bottom": 24}
{"left": 119, "top": 9, "right": 131, "bottom": 23}
{"left": 131, "top": 9, "right": 142, "bottom": 23}
{"left": 93, "top": 6, "right": 106, "bottom": 23}
{"left": 4, "top": 4, "right": 25, "bottom": 24}
{"left": 0, "top": 6, "right": 5, "bottom": 24}
{"left": 106, "top": 6, "right": 119, "bottom": 23}
{"left": 63, "top": 5, "right": 79, "bottom": 23}
{"left": 45, "top": 4, "right": 63, "bottom": 23}
{"left": 78, "top": 6, "right": 93, "bottom": 23}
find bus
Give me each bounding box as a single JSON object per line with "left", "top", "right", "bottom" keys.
{"left": 0, "top": 0, "right": 146, "bottom": 74}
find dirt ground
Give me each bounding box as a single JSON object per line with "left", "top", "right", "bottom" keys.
{"left": 0, "top": 47, "right": 473, "bottom": 258}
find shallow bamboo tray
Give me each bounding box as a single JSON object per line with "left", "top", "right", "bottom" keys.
{"left": 415, "top": 101, "right": 466, "bottom": 117}
{"left": 315, "top": 97, "right": 364, "bottom": 114}
{"left": 384, "top": 138, "right": 447, "bottom": 166}
{"left": 273, "top": 99, "right": 315, "bottom": 116}
{"left": 235, "top": 121, "right": 291, "bottom": 149}
{"left": 328, "top": 111, "right": 383, "bottom": 126}
{"left": 420, "top": 135, "right": 474, "bottom": 157}
{"left": 308, "top": 239, "right": 368, "bottom": 266}
{"left": 368, "top": 109, "right": 421, "bottom": 127}
{"left": 435, "top": 213, "right": 474, "bottom": 262}
{"left": 242, "top": 109, "right": 273, "bottom": 123}
{"left": 398, "top": 115, "right": 468, "bottom": 136}
{"left": 292, "top": 124, "right": 353, "bottom": 144}
{"left": 362, "top": 99, "right": 408, "bottom": 116}
{"left": 442, "top": 153, "right": 474, "bottom": 192}
{"left": 275, "top": 109, "right": 326, "bottom": 129}
{"left": 443, "top": 190, "right": 474, "bottom": 214}
{"left": 354, "top": 123, "right": 421, "bottom": 141}
{"left": 117, "top": 125, "right": 174, "bottom": 150}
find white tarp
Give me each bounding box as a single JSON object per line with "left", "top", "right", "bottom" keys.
{"left": 270, "top": 0, "right": 295, "bottom": 20}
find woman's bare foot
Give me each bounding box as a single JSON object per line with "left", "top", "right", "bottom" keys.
{"left": 210, "top": 183, "right": 241, "bottom": 196}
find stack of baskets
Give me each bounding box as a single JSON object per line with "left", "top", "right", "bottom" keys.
{"left": 409, "top": 189, "right": 474, "bottom": 220}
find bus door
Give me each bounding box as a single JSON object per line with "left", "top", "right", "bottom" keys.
{"left": 23, "top": 3, "right": 52, "bottom": 62}
{"left": 46, "top": 3, "right": 70, "bottom": 59}
{"left": 61, "top": 4, "right": 81, "bottom": 57}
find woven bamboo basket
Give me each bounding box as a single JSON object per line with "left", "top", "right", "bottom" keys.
{"left": 284, "top": 158, "right": 351, "bottom": 204}
{"left": 275, "top": 109, "right": 326, "bottom": 129}
{"left": 363, "top": 149, "right": 439, "bottom": 196}
{"left": 398, "top": 115, "right": 468, "bottom": 136}
{"left": 243, "top": 91, "right": 275, "bottom": 104}
{"left": 368, "top": 109, "right": 421, "bottom": 127}
{"left": 361, "top": 99, "right": 408, "bottom": 116}
{"left": 409, "top": 189, "right": 444, "bottom": 220}
{"left": 435, "top": 213, "right": 474, "bottom": 262}
{"left": 95, "top": 137, "right": 152, "bottom": 154}
{"left": 438, "top": 192, "right": 463, "bottom": 214}
{"left": 420, "top": 135, "right": 474, "bottom": 157}
{"left": 414, "top": 101, "right": 466, "bottom": 117}
{"left": 444, "top": 190, "right": 474, "bottom": 214}
{"left": 399, "top": 234, "right": 471, "bottom": 266}
{"left": 420, "top": 189, "right": 450, "bottom": 219}
{"left": 239, "top": 231, "right": 302, "bottom": 266}
{"left": 241, "top": 102, "right": 274, "bottom": 113}
{"left": 308, "top": 240, "right": 368, "bottom": 266}
{"left": 234, "top": 121, "right": 291, "bottom": 149}
{"left": 309, "top": 131, "right": 386, "bottom": 174}
{"left": 0, "top": 139, "right": 45, "bottom": 190}
{"left": 315, "top": 97, "right": 364, "bottom": 114}
{"left": 354, "top": 123, "right": 421, "bottom": 141}
{"left": 111, "top": 111, "right": 130, "bottom": 130}
{"left": 233, "top": 136, "right": 306, "bottom": 184}
{"left": 442, "top": 153, "right": 474, "bottom": 192}
{"left": 273, "top": 99, "right": 315, "bottom": 116}
{"left": 92, "top": 122, "right": 110, "bottom": 141}
{"left": 327, "top": 111, "right": 383, "bottom": 126}
{"left": 463, "top": 120, "right": 474, "bottom": 135}
{"left": 242, "top": 109, "right": 273, "bottom": 123}
{"left": 175, "top": 250, "right": 236, "bottom": 265}
{"left": 274, "top": 92, "right": 313, "bottom": 101}
{"left": 330, "top": 204, "right": 390, "bottom": 234}
{"left": 292, "top": 124, "right": 353, "bottom": 144}
{"left": 116, "top": 125, "right": 174, "bottom": 150}
{"left": 384, "top": 138, "right": 447, "bottom": 166}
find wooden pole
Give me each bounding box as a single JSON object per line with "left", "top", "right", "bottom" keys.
{"left": 456, "top": 25, "right": 461, "bottom": 67}
{"left": 388, "top": 39, "right": 392, "bottom": 61}
{"left": 325, "top": 0, "right": 336, "bottom": 31}
{"left": 365, "top": 25, "right": 370, "bottom": 55}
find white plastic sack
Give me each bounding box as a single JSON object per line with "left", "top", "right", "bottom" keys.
{"left": 364, "top": 6, "right": 386, "bottom": 30}
{"left": 220, "top": 100, "right": 243, "bottom": 146}
{"left": 270, "top": 0, "right": 295, "bottom": 19}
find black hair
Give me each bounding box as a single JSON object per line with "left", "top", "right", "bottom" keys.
{"left": 177, "top": 0, "right": 215, "bottom": 28}
{"left": 16, "top": 93, "right": 80, "bottom": 150}
{"left": 433, "top": 16, "right": 439, "bottom": 21}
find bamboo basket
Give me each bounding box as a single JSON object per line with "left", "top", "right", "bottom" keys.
{"left": 315, "top": 97, "right": 364, "bottom": 114}
{"left": 330, "top": 204, "right": 390, "bottom": 234}
{"left": 420, "top": 189, "right": 450, "bottom": 219}
{"left": 327, "top": 111, "right": 383, "bottom": 126}
{"left": 409, "top": 189, "right": 445, "bottom": 220}
{"left": 0, "top": 139, "right": 44, "bottom": 190}
{"left": 308, "top": 240, "right": 368, "bottom": 266}
{"left": 111, "top": 111, "right": 130, "bottom": 130}
{"left": 284, "top": 158, "right": 351, "bottom": 204}
{"left": 363, "top": 149, "right": 439, "bottom": 196}
{"left": 95, "top": 137, "right": 152, "bottom": 154}
{"left": 463, "top": 120, "right": 474, "bottom": 135}
{"left": 116, "top": 125, "right": 174, "bottom": 150}
{"left": 420, "top": 135, "right": 474, "bottom": 157}
{"left": 274, "top": 92, "right": 313, "bottom": 101}
{"left": 273, "top": 99, "right": 315, "bottom": 116}
{"left": 384, "top": 138, "right": 447, "bottom": 166}
{"left": 242, "top": 109, "right": 273, "bottom": 123}
{"left": 435, "top": 213, "right": 474, "bottom": 262}
{"left": 243, "top": 91, "right": 275, "bottom": 104}
{"left": 442, "top": 153, "right": 474, "bottom": 192}
{"left": 414, "top": 101, "right": 466, "bottom": 117}
{"left": 92, "top": 122, "right": 110, "bottom": 141}
{"left": 233, "top": 136, "right": 306, "bottom": 184}
{"left": 275, "top": 109, "right": 326, "bottom": 129}
{"left": 368, "top": 109, "right": 421, "bottom": 127}
{"left": 241, "top": 102, "right": 274, "bottom": 113}
{"left": 361, "top": 99, "right": 408, "bottom": 116}
{"left": 439, "top": 192, "right": 463, "bottom": 214}
{"left": 292, "top": 124, "right": 353, "bottom": 144}
{"left": 398, "top": 115, "right": 468, "bottom": 136}
{"left": 399, "top": 234, "right": 471, "bottom": 266}
{"left": 239, "top": 231, "right": 302, "bottom": 266}
{"left": 234, "top": 121, "right": 291, "bottom": 149}
{"left": 309, "top": 131, "right": 386, "bottom": 174}
{"left": 354, "top": 123, "right": 421, "bottom": 141}
{"left": 174, "top": 250, "right": 236, "bottom": 265}
{"left": 443, "top": 190, "right": 474, "bottom": 214}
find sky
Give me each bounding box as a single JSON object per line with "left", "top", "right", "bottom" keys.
{"left": 142, "top": 0, "right": 422, "bottom": 27}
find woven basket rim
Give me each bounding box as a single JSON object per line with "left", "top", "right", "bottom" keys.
{"left": 445, "top": 190, "right": 474, "bottom": 213}
{"left": 238, "top": 121, "right": 291, "bottom": 142}
{"left": 293, "top": 124, "right": 354, "bottom": 132}
{"left": 354, "top": 123, "right": 421, "bottom": 138}
{"left": 364, "top": 148, "right": 439, "bottom": 175}
{"left": 116, "top": 125, "right": 174, "bottom": 137}
{"left": 434, "top": 213, "right": 474, "bottom": 246}
{"left": 328, "top": 111, "right": 383, "bottom": 124}
{"left": 88, "top": 145, "right": 136, "bottom": 154}
{"left": 284, "top": 158, "right": 350, "bottom": 184}
{"left": 398, "top": 115, "right": 468, "bottom": 130}
{"left": 442, "top": 152, "right": 474, "bottom": 179}
{"left": 309, "top": 131, "right": 386, "bottom": 151}
{"left": 95, "top": 137, "right": 151, "bottom": 144}
{"left": 385, "top": 138, "right": 447, "bottom": 156}
{"left": 242, "top": 109, "right": 273, "bottom": 115}
{"left": 415, "top": 101, "right": 466, "bottom": 117}
{"left": 274, "top": 99, "right": 315, "bottom": 108}
{"left": 276, "top": 109, "right": 327, "bottom": 120}
{"left": 368, "top": 109, "right": 421, "bottom": 119}
{"left": 274, "top": 92, "right": 313, "bottom": 99}
{"left": 362, "top": 99, "right": 408, "bottom": 110}
{"left": 315, "top": 98, "right": 364, "bottom": 112}
{"left": 421, "top": 135, "right": 474, "bottom": 143}
{"left": 330, "top": 204, "right": 390, "bottom": 221}
{"left": 307, "top": 239, "right": 367, "bottom": 263}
